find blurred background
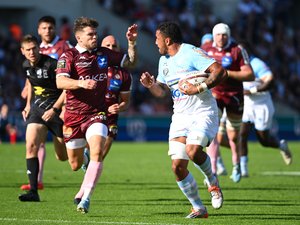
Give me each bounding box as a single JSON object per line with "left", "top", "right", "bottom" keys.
{"left": 0, "top": 0, "right": 299, "bottom": 143}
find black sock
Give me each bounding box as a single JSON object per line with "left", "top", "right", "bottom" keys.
{"left": 26, "top": 157, "right": 39, "bottom": 193}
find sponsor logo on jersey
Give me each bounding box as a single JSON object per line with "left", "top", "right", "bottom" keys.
{"left": 79, "top": 73, "right": 107, "bottom": 82}
{"left": 221, "top": 55, "right": 233, "bottom": 68}
{"left": 109, "top": 125, "right": 118, "bottom": 135}
{"left": 91, "top": 112, "right": 107, "bottom": 121}
{"left": 75, "top": 61, "right": 92, "bottom": 68}
{"left": 163, "top": 68, "right": 169, "bottom": 76}
{"left": 57, "top": 59, "right": 66, "bottom": 69}
{"left": 97, "top": 55, "right": 108, "bottom": 68}
{"left": 108, "top": 79, "right": 122, "bottom": 91}
{"left": 33, "top": 86, "right": 46, "bottom": 96}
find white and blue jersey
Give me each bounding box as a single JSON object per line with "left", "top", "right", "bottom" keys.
{"left": 242, "top": 56, "right": 274, "bottom": 130}
{"left": 156, "top": 43, "right": 219, "bottom": 146}
{"left": 243, "top": 56, "right": 273, "bottom": 104}
{"left": 157, "top": 43, "right": 217, "bottom": 115}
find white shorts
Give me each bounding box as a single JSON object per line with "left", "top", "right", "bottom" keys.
{"left": 169, "top": 112, "right": 218, "bottom": 146}
{"left": 242, "top": 99, "right": 274, "bottom": 131}
{"left": 65, "top": 123, "right": 108, "bottom": 149}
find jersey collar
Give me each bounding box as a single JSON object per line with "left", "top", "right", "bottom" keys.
{"left": 40, "top": 35, "right": 60, "bottom": 48}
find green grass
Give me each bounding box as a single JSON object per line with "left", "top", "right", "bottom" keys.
{"left": 0, "top": 142, "right": 299, "bottom": 225}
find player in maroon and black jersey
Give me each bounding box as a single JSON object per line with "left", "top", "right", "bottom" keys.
{"left": 18, "top": 35, "right": 67, "bottom": 202}
{"left": 202, "top": 23, "right": 254, "bottom": 183}
{"left": 56, "top": 17, "right": 137, "bottom": 214}
{"left": 20, "top": 16, "right": 73, "bottom": 192}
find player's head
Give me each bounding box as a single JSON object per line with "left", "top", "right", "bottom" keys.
{"left": 74, "top": 17, "right": 99, "bottom": 50}
{"left": 201, "top": 33, "right": 213, "bottom": 46}
{"left": 20, "top": 34, "right": 40, "bottom": 65}
{"left": 155, "top": 22, "right": 183, "bottom": 55}
{"left": 212, "top": 23, "right": 230, "bottom": 48}
{"left": 101, "top": 35, "right": 120, "bottom": 52}
{"left": 38, "top": 16, "right": 56, "bottom": 44}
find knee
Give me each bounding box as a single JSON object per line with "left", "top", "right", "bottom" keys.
{"left": 26, "top": 142, "right": 38, "bottom": 155}
{"left": 171, "top": 162, "right": 187, "bottom": 176}
{"left": 69, "top": 161, "right": 81, "bottom": 171}
{"left": 56, "top": 153, "right": 68, "bottom": 161}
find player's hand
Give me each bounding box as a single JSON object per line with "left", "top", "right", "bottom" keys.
{"left": 178, "top": 79, "right": 197, "bottom": 95}
{"left": 108, "top": 103, "right": 120, "bottom": 114}
{"left": 42, "top": 108, "right": 56, "bottom": 122}
{"left": 140, "top": 72, "right": 155, "bottom": 88}
{"left": 22, "top": 107, "right": 30, "bottom": 122}
{"left": 78, "top": 79, "right": 97, "bottom": 89}
{"left": 126, "top": 24, "right": 138, "bottom": 42}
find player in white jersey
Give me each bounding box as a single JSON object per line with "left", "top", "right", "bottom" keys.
{"left": 216, "top": 41, "right": 292, "bottom": 177}
{"left": 140, "top": 22, "right": 227, "bottom": 219}
{"left": 239, "top": 41, "right": 292, "bottom": 176}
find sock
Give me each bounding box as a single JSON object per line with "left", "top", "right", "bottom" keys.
{"left": 217, "top": 156, "right": 225, "bottom": 167}
{"left": 194, "top": 155, "right": 216, "bottom": 185}
{"left": 177, "top": 173, "right": 204, "bottom": 210}
{"left": 26, "top": 157, "right": 39, "bottom": 193}
{"left": 37, "top": 143, "right": 46, "bottom": 183}
{"left": 240, "top": 156, "right": 248, "bottom": 173}
{"left": 80, "top": 161, "right": 103, "bottom": 200}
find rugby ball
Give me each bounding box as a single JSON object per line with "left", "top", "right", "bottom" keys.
{"left": 179, "top": 71, "right": 209, "bottom": 86}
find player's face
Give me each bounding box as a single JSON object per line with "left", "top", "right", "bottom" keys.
{"left": 21, "top": 42, "right": 40, "bottom": 65}
{"left": 214, "top": 33, "right": 229, "bottom": 48}
{"left": 76, "top": 26, "right": 98, "bottom": 50}
{"left": 101, "top": 36, "right": 119, "bottom": 52}
{"left": 38, "top": 22, "right": 56, "bottom": 43}
{"left": 155, "top": 30, "right": 167, "bottom": 55}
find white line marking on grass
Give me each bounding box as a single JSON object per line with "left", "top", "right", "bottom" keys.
{"left": 0, "top": 218, "right": 182, "bottom": 225}
{"left": 261, "top": 171, "right": 300, "bottom": 176}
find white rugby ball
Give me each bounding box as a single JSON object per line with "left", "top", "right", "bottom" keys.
{"left": 179, "top": 71, "right": 209, "bottom": 85}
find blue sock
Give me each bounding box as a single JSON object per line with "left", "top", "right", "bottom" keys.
{"left": 177, "top": 173, "right": 203, "bottom": 210}
{"left": 194, "top": 155, "right": 216, "bottom": 185}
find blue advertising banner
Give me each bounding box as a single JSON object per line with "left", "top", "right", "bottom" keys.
{"left": 116, "top": 115, "right": 300, "bottom": 142}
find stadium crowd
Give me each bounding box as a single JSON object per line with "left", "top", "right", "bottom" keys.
{"left": 0, "top": 0, "right": 299, "bottom": 141}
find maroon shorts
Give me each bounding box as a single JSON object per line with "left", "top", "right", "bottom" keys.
{"left": 215, "top": 92, "right": 244, "bottom": 116}
{"left": 63, "top": 111, "right": 107, "bottom": 143}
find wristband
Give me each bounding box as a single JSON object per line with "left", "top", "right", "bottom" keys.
{"left": 249, "top": 86, "right": 258, "bottom": 94}
{"left": 200, "top": 82, "right": 208, "bottom": 92}
{"left": 52, "top": 107, "right": 60, "bottom": 114}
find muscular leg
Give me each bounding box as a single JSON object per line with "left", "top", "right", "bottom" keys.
{"left": 19, "top": 123, "right": 47, "bottom": 201}
{"left": 255, "top": 129, "right": 279, "bottom": 148}
{"left": 239, "top": 122, "right": 252, "bottom": 177}
{"left": 226, "top": 112, "right": 242, "bottom": 183}
{"left": 102, "top": 136, "right": 113, "bottom": 160}
{"left": 255, "top": 129, "right": 292, "bottom": 165}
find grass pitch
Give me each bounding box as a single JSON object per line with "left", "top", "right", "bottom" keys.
{"left": 0, "top": 141, "right": 299, "bottom": 225}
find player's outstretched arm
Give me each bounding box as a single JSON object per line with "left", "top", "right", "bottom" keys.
{"left": 123, "top": 24, "right": 138, "bottom": 69}
{"left": 140, "top": 72, "right": 168, "bottom": 98}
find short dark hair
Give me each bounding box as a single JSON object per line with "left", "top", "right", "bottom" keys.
{"left": 73, "top": 17, "right": 98, "bottom": 33}
{"left": 38, "top": 15, "right": 56, "bottom": 26}
{"left": 20, "top": 34, "right": 39, "bottom": 46}
{"left": 157, "top": 22, "right": 183, "bottom": 44}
